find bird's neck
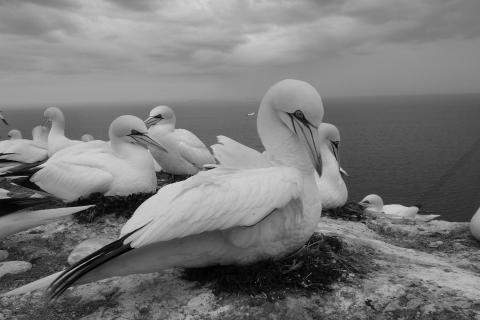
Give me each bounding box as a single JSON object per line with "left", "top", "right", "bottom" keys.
{"left": 50, "top": 120, "right": 65, "bottom": 137}
{"left": 257, "top": 103, "right": 313, "bottom": 176}
{"left": 319, "top": 143, "right": 340, "bottom": 179}
{"left": 110, "top": 138, "right": 147, "bottom": 160}
{"left": 149, "top": 123, "right": 174, "bottom": 139}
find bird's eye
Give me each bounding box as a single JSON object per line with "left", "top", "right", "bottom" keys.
{"left": 363, "top": 200, "right": 370, "bottom": 204}
{"left": 155, "top": 114, "right": 163, "bottom": 119}
{"left": 294, "top": 110, "right": 304, "bottom": 119}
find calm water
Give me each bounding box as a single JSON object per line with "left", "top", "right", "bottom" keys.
{"left": 2, "top": 94, "right": 479, "bottom": 222}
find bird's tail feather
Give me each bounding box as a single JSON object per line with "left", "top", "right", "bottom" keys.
{"left": 0, "top": 197, "right": 58, "bottom": 217}
{"left": 47, "top": 224, "right": 146, "bottom": 301}
{"left": 0, "top": 205, "right": 95, "bottom": 239}
{"left": 2, "top": 271, "right": 64, "bottom": 296}
{"left": 0, "top": 161, "right": 43, "bottom": 177}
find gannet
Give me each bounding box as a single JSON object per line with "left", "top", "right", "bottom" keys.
{"left": 144, "top": 105, "right": 215, "bottom": 175}
{"left": 0, "top": 126, "right": 48, "bottom": 163}
{"left": 211, "top": 123, "right": 347, "bottom": 210}
{"left": 314, "top": 123, "right": 348, "bottom": 210}
{"left": 7, "top": 115, "right": 166, "bottom": 202}
{"left": 80, "top": 134, "right": 95, "bottom": 142}
{"left": 43, "top": 107, "right": 82, "bottom": 156}
{"left": 470, "top": 207, "right": 480, "bottom": 241}
{"left": 0, "top": 129, "right": 22, "bottom": 154}
{"left": 359, "top": 194, "right": 440, "bottom": 221}
{"left": 11, "top": 79, "right": 325, "bottom": 299}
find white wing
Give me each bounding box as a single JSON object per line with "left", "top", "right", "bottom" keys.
{"left": 32, "top": 150, "right": 115, "bottom": 202}
{"left": 383, "top": 204, "right": 418, "bottom": 218}
{"left": 211, "top": 135, "right": 271, "bottom": 169}
{"left": 0, "top": 140, "right": 48, "bottom": 163}
{"left": 121, "top": 166, "right": 303, "bottom": 247}
{"left": 173, "top": 129, "right": 215, "bottom": 167}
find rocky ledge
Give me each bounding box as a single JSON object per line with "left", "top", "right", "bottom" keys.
{"left": 0, "top": 213, "right": 479, "bottom": 320}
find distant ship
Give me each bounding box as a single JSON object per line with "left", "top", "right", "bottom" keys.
{"left": 247, "top": 112, "right": 255, "bottom": 116}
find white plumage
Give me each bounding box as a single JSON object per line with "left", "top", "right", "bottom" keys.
{"left": 145, "top": 105, "right": 215, "bottom": 175}
{"left": 0, "top": 126, "right": 48, "bottom": 163}
{"left": 0, "top": 129, "right": 22, "bottom": 154}
{"left": 359, "top": 194, "right": 440, "bottom": 221}
{"left": 211, "top": 123, "right": 348, "bottom": 210}
{"left": 18, "top": 79, "right": 327, "bottom": 298}
{"left": 43, "top": 107, "right": 83, "bottom": 157}
{"left": 314, "top": 123, "right": 348, "bottom": 210}
{"left": 29, "top": 115, "right": 165, "bottom": 202}
{"left": 470, "top": 207, "right": 480, "bottom": 241}
{"left": 80, "top": 134, "right": 95, "bottom": 142}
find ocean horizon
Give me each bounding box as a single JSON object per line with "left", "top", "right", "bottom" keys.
{"left": 2, "top": 93, "right": 479, "bottom": 222}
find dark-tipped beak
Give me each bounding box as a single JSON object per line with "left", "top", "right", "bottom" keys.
{"left": 128, "top": 131, "right": 168, "bottom": 153}
{"left": 340, "top": 167, "right": 349, "bottom": 177}
{"left": 1, "top": 118, "right": 8, "bottom": 126}
{"left": 289, "top": 115, "right": 322, "bottom": 176}
{"left": 144, "top": 117, "right": 158, "bottom": 128}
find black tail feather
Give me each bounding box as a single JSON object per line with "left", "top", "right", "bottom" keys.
{"left": 0, "top": 197, "right": 61, "bottom": 217}
{"left": 47, "top": 224, "right": 148, "bottom": 301}
{"left": 0, "top": 160, "right": 44, "bottom": 177}
{"left": 9, "top": 176, "right": 44, "bottom": 193}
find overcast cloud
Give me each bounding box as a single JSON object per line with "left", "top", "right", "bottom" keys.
{"left": 0, "top": 0, "right": 479, "bottom": 105}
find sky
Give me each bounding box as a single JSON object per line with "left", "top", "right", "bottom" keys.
{"left": 0, "top": 0, "right": 479, "bottom": 106}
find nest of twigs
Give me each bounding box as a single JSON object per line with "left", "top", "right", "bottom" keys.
{"left": 181, "top": 233, "right": 367, "bottom": 301}
{"left": 71, "top": 192, "right": 155, "bottom": 223}
{"left": 322, "top": 202, "right": 367, "bottom": 221}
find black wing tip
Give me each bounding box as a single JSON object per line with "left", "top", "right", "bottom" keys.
{"left": 46, "top": 224, "right": 148, "bottom": 302}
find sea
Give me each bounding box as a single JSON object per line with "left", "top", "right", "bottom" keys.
{"left": 1, "top": 94, "right": 479, "bottom": 222}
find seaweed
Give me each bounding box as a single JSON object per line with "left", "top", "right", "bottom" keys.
{"left": 181, "top": 233, "right": 369, "bottom": 301}
{"left": 322, "top": 202, "right": 367, "bottom": 221}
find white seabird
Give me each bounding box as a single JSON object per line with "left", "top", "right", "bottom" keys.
{"left": 43, "top": 107, "right": 82, "bottom": 157}
{"left": 7, "top": 79, "right": 326, "bottom": 298}
{"left": 80, "top": 134, "right": 95, "bottom": 142}
{"left": 9, "top": 115, "right": 166, "bottom": 202}
{"left": 211, "top": 122, "right": 347, "bottom": 210}
{"left": 470, "top": 207, "right": 480, "bottom": 241}
{"left": 0, "top": 129, "right": 23, "bottom": 154}
{"left": 0, "top": 126, "right": 49, "bottom": 163}
{"left": 359, "top": 194, "right": 440, "bottom": 221}
{"left": 314, "top": 123, "right": 348, "bottom": 210}
{"left": 144, "top": 105, "right": 215, "bottom": 175}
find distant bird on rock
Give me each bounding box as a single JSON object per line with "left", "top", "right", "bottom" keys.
{"left": 359, "top": 194, "right": 439, "bottom": 221}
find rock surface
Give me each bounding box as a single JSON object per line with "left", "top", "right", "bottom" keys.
{"left": 0, "top": 261, "right": 32, "bottom": 278}
{"left": 67, "top": 238, "right": 113, "bottom": 265}
{"left": 0, "top": 250, "right": 8, "bottom": 262}
{"left": 0, "top": 214, "right": 479, "bottom": 320}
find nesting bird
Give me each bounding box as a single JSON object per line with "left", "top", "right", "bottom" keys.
{"left": 144, "top": 105, "right": 215, "bottom": 175}
{"left": 12, "top": 79, "right": 327, "bottom": 299}
{"left": 81, "top": 134, "right": 95, "bottom": 142}
{"left": 43, "top": 107, "right": 82, "bottom": 156}
{"left": 4, "top": 115, "right": 166, "bottom": 202}
{"left": 0, "top": 126, "right": 48, "bottom": 163}
{"left": 314, "top": 123, "right": 348, "bottom": 210}
{"left": 359, "top": 194, "right": 440, "bottom": 221}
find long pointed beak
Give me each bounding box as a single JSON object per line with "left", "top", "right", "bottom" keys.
{"left": 291, "top": 117, "right": 322, "bottom": 176}
{"left": 340, "top": 167, "right": 349, "bottom": 177}
{"left": 144, "top": 117, "right": 158, "bottom": 128}
{"left": 1, "top": 118, "right": 8, "bottom": 126}
{"left": 128, "top": 131, "right": 168, "bottom": 153}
